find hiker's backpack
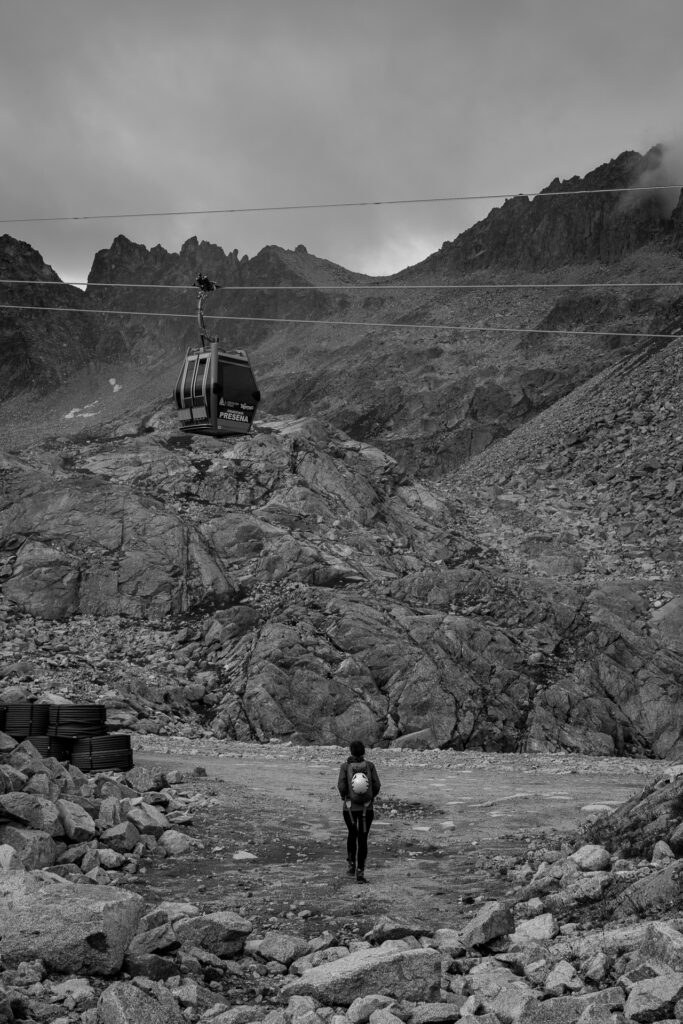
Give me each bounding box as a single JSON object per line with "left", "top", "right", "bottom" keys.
{"left": 347, "top": 761, "right": 372, "bottom": 807}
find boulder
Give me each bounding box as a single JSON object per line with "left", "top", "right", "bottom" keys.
{"left": 0, "top": 731, "right": 18, "bottom": 756}
{"left": 100, "top": 821, "right": 141, "bottom": 853}
{"left": 613, "top": 861, "right": 683, "bottom": 915}
{"left": 155, "top": 900, "right": 200, "bottom": 924}
{"left": 544, "top": 961, "right": 582, "bottom": 996}
{"left": 637, "top": 921, "right": 683, "bottom": 972}
{"left": 488, "top": 982, "right": 538, "bottom": 1022}
{"left": 650, "top": 839, "right": 675, "bottom": 861}
{"left": 125, "top": 766, "right": 166, "bottom": 792}
{"left": 291, "top": 947, "right": 351, "bottom": 975}
{"left": 258, "top": 931, "right": 310, "bottom": 966}
{"left": 568, "top": 845, "right": 611, "bottom": 872}
{"left": 0, "top": 825, "right": 58, "bottom": 868}
{"left": 98, "top": 847, "right": 127, "bottom": 870}
{"left": 123, "top": 952, "right": 179, "bottom": 981}
{"left": 369, "top": 1011, "right": 404, "bottom": 1024}
{"left": 347, "top": 995, "right": 396, "bottom": 1024}
{"left": 0, "top": 792, "right": 63, "bottom": 836}
{"left": 126, "top": 922, "right": 179, "bottom": 956}
{"left": 51, "top": 977, "right": 97, "bottom": 1009}
{"left": 0, "top": 842, "right": 22, "bottom": 871}
{"left": 510, "top": 913, "right": 559, "bottom": 945}
{"left": 57, "top": 797, "right": 98, "bottom": 842}
{"left": 0, "top": 765, "right": 26, "bottom": 792}
{"left": 460, "top": 902, "right": 515, "bottom": 948}
{"left": 544, "top": 873, "right": 611, "bottom": 913}
{"left": 521, "top": 988, "right": 624, "bottom": 1024}
{"left": 97, "top": 979, "right": 185, "bottom": 1024}
{"left": 432, "top": 928, "right": 465, "bottom": 954}
{"left": 97, "top": 795, "right": 123, "bottom": 830}
{"left": 623, "top": 974, "right": 683, "bottom": 1023}
{"left": 0, "top": 870, "right": 143, "bottom": 974}
{"left": 158, "top": 829, "right": 199, "bottom": 855}
{"left": 364, "top": 917, "right": 430, "bottom": 942}
{"left": 126, "top": 802, "right": 169, "bottom": 838}
{"left": 173, "top": 911, "right": 253, "bottom": 957}
{"left": 464, "top": 963, "right": 519, "bottom": 999}
{"left": 281, "top": 946, "right": 441, "bottom": 1005}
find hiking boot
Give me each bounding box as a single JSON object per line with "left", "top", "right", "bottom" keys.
{"left": 356, "top": 869, "right": 367, "bottom": 883}
{"left": 346, "top": 860, "right": 356, "bottom": 875}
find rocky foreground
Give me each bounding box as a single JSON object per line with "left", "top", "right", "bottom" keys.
{"left": 1, "top": 735, "right": 683, "bottom": 1024}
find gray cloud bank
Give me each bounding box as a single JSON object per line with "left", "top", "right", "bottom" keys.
{"left": 2, "top": 0, "right": 683, "bottom": 282}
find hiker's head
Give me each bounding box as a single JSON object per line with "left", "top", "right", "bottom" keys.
{"left": 349, "top": 739, "right": 365, "bottom": 759}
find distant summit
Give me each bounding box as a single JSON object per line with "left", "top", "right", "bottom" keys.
{"left": 401, "top": 147, "right": 683, "bottom": 278}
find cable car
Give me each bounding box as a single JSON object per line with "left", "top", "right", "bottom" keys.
{"left": 174, "top": 275, "right": 261, "bottom": 436}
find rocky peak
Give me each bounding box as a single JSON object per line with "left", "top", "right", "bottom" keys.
{"left": 0, "top": 234, "right": 63, "bottom": 283}
{"left": 0, "top": 236, "right": 100, "bottom": 400}
{"left": 405, "top": 147, "right": 681, "bottom": 277}
{"left": 89, "top": 234, "right": 241, "bottom": 289}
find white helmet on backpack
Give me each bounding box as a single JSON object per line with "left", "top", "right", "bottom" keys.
{"left": 351, "top": 771, "right": 369, "bottom": 795}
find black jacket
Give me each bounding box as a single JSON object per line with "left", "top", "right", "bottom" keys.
{"left": 337, "top": 755, "right": 381, "bottom": 808}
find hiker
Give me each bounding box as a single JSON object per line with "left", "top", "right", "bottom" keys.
{"left": 337, "top": 739, "right": 381, "bottom": 883}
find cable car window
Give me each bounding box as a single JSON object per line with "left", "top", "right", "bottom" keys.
{"left": 218, "top": 359, "right": 258, "bottom": 399}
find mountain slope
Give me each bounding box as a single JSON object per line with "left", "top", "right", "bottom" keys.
{"left": 1, "top": 145, "right": 682, "bottom": 758}
{"left": 3, "top": 146, "right": 683, "bottom": 476}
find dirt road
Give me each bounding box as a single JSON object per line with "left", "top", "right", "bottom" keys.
{"left": 130, "top": 741, "right": 661, "bottom": 937}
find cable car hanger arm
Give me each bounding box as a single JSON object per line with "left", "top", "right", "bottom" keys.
{"left": 195, "top": 273, "right": 218, "bottom": 349}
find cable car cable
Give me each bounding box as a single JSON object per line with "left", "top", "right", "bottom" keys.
{"left": 1, "top": 183, "right": 682, "bottom": 225}
{"left": 3, "top": 278, "right": 683, "bottom": 292}
{"left": 1, "top": 301, "right": 681, "bottom": 342}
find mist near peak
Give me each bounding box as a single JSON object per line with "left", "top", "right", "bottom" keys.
{"left": 628, "top": 141, "right": 683, "bottom": 216}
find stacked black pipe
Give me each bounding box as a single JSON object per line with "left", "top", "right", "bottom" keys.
{"left": 48, "top": 704, "right": 107, "bottom": 737}
{"left": 5, "top": 703, "right": 49, "bottom": 736}
{"left": 71, "top": 735, "right": 133, "bottom": 772}
{"left": 1, "top": 701, "right": 133, "bottom": 771}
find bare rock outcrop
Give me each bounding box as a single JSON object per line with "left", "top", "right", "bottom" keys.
{"left": 1, "top": 409, "right": 682, "bottom": 757}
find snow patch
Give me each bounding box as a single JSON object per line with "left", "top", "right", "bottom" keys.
{"left": 108, "top": 378, "right": 122, "bottom": 393}
{"left": 64, "top": 400, "right": 100, "bottom": 420}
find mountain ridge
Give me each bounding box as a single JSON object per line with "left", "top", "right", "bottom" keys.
{"left": 3, "top": 146, "right": 683, "bottom": 475}
{"left": 0, "top": 144, "right": 682, "bottom": 757}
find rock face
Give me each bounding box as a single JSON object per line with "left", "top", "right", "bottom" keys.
{"left": 1, "top": 401, "right": 682, "bottom": 757}
{"left": 0, "top": 871, "right": 143, "bottom": 974}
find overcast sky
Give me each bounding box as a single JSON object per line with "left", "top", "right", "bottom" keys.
{"left": 3, "top": 0, "right": 683, "bottom": 283}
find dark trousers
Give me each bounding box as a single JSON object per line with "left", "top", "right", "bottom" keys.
{"left": 344, "top": 806, "right": 374, "bottom": 870}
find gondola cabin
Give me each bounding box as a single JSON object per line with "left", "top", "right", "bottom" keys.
{"left": 174, "top": 341, "right": 260, "bottom": 436}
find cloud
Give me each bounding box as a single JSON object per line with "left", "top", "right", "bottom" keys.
{"left": 4, "top": 0, "right": 683, "bottom": 283}
{"left": 629, "top": 142, "right": 683, "bottom": 217}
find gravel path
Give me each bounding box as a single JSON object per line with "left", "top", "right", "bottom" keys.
{"left": 130, "top": 736, "right": 667, "bottom": 935}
